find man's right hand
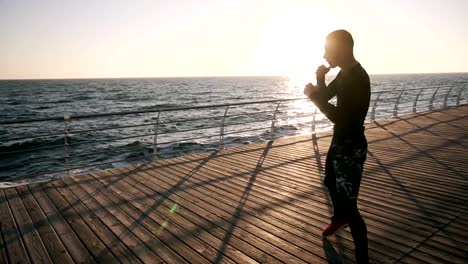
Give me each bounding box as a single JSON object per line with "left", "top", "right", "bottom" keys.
{"left": 316, "top": 65, "right": 331, "bottom": 81}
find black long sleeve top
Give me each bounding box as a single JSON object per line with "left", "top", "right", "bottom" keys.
{"left": 313, "top": 63, "right": 371, "bottom": 140}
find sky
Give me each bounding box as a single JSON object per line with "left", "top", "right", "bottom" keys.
{"left": 1, "top": 0, "right": 467, "bottom": 79}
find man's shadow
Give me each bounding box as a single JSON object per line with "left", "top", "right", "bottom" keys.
{"left": 323, "top": 237, "right": 348, "bottom": 264}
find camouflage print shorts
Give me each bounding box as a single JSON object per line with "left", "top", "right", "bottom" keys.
{"left": 324, "top": 137, "right": 367, "bottom": 200}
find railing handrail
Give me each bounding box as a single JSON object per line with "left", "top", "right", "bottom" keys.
{"left": 0, "top": 83, "right": 466, "bottom": 184}
{"left": 0, "top": 98, "right": 303, "bottom": 125}
{"left": 0, "top": 85, "right": 458, "bottom": 125}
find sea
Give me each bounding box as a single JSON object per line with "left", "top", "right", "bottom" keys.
{"left": 1, "top": 73, "right": 467, "bottom": 186}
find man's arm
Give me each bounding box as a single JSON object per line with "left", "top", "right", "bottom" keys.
{"left": 315, "top": 65, "right": 334, "bottom": 99}
{"left": 304, "top": 65, "right": 339, "bottom": 123}
{"left": 338, "top": 73, "right": 370, "bottom": 128}
{"left": 317, "top": 73, "right": 370, "bottom": 127}
{"left": 307, "top": 65, "right": 338, "bottom": 122}
{"left": 313, "top": 81, "right": 339, "bottom": 123}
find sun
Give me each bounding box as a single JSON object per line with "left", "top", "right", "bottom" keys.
{"left": 253, "top": 7, "right": 332, "bottom": 82}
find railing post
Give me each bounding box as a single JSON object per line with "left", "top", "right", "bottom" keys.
{"left": 270, "top": 102, "right": 281, "bottom": 140}
{"left": 413, "top": 88, "right": 424, "bottom": 114}
{"left": 219, "top": 106, "right": 230, "bottom": 150}
{"left": 63, "top": 115, "right": 70, "bottom": 176}
{"left": 311, "top": 108, "right": 318, "bottom": 134}
{"left": 456, "top": 86, "right": 465, "bottom": 106}
{"left": 371, "top": 92, "right": 382, "bottom": 122}
{"left": 393, "top": 90, "right": 405, "bottom": 118}
{"left": 443, "top": 86, "right": 455, "bottom": 108}
{"left": 153, "top": 111, "right": 161, "bottom": 161}
{"left": 429, "top": 87, "right": 441, "bottom": 111}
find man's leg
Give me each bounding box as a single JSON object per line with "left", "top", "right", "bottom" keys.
{"left": 328, "top": 138, "right": 369, "bottom": 262}
{"left": 343, "top": 198, "right": 368, "bottom": 263}
{"left": 323, "top": 143, "right": 348, "bottom": 236}
{"left": 322, "top": 187, "right": 349, "bottom": 236}
{"left": 337, "top": 141, "right": 368, "bottom": 263}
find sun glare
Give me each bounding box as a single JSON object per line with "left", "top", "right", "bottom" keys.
{"left": 254, "top": 5, "right": 333, "bottom": 83}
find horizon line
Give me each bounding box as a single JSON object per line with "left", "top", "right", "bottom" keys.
{"left": 1, "top": 71, "right": 468, "bottom": 81}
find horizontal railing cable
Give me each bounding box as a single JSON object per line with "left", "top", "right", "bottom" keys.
{"left": 156, "top": 134, "right": 220, "bottom": 146}
{"left": 0, "top": 84, "right": 465, "bottom": 182}
{"left": 2, "top": 85, "right": 458, "bottom": 125}
{"left": 0, "top": 98, "right": 304, "bottom": 125}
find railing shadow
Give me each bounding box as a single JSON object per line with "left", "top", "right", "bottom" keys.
{"left": 92, "top": 150, "right": 220, "bottom": 261}
{"left": 368, "top": 114, "right": 468, "bottom": 261}
{"left": 96, "top": 141, "right": 332, "bottom": 262}
{"left": 0, "top": 164, "right": 145, "bottom": 241}
{"left": 212, "top": 140, "right": 272, "bottom": 263}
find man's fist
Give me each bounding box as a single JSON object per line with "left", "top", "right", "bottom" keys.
{"left": 316, "top": 65, "right": 330, "bottom": 80}
{"left": 304, "top": 83, "right": 319, "bottom": 100}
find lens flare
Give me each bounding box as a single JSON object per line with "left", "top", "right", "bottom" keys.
{"left": 169, "top": 203, "right": 178, "bottom": 214}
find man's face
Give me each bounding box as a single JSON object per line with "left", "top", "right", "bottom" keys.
{"left": 323, "top": 40, "right": 340, "bottom": 68}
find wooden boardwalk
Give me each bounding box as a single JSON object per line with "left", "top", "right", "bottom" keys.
{"left": 1, "top": 105, "right": 467, "bottom": 264}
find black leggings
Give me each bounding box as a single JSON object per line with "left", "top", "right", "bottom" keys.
{"left": 325, "top": 136, "right": 369, "bottom": 263}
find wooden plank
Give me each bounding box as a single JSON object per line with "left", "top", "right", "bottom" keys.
{"left": 50, "top": 178, "right": 145, "bottom": 264}
{"left": 259, "top": 145, "right": 468, "bottom": 206}
{"left": 165, "top": 133, "right": 464, "bottom": 262}
{"left": 151, "top": 157, "right": 400, "bottom": 263}
{"left": 87, "top": 170, "right": 258, "bottom": 264}
{"left": 0, "top": 222, "right": 7, "bottom": 264}
{"left": 15, "top": 184, "right": 74, "bottom": 263}
{"left": 93, "top": 168, "right": 287, "bottom": 264}
{"left": 64, "top": 174, "right": 185, "bottom": 264}
{"left": 88, "top": 168, "right": 248, "bottom": 264}
{"left": 0, "top": 189, "right": 30, "bottom": 264}
{"left": 27, "top": 182, "right": 94, "bottom": 263}
{"left": 214, "top": 144, "right": 462, "bottom": 231}
{"left": 241, "top": 145, "right": 468, "bottom": 207}
{"left": 236, "top": 149, "right": 468, "bottom": 217}
{"left": 111, "top": 165, "right": 331, "bottom": 264}
{"left": 3, "top": 187, "right": 52, "bottom": 263}
{"left": 39, "top": 180, "right": 117, "bottom": 263}
{"left": 81, "top": 169, "right": 205, "bottom": 264}
{"left": 118, "top": 161, "right": 352, "bottom": 262}
{"left": 178, "top": 150, "right": 452, "bottom": 234}
{"left": 266, "top": 139, "right": 464, "bottom": 180}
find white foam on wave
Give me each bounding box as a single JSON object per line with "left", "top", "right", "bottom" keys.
{"left": 112, "top": 161, "right": 131, "bottom": 168}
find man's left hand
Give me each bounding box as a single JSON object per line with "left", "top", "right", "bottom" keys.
{"left": 304, "top": 83, "right": 319, "bottom": 101}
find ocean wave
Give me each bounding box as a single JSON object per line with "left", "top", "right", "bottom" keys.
{"left": 0, "top": 132, "right": 97, "bottom": 154}
{"left": 7, "top": 101, "right": 23, "bottom": 106}
{"left": 51, "top": 99, "right": 74, "bottom": 104}
{"left": 34, "top": 105, "right": 52, "bottom": 110}
{"left": 103, "top": 93, "right": 128, "bottom": 101}
{"left": 138, "top": 104, "right": 184, "bottom": 111}
{"left": 73, "top": 95, "right": 93, "bottom": 100}
{"left": 0, "top": 137, "right": 64, "bottom": 153}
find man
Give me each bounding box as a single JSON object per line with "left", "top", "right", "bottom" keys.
{"left": 304, "top": 29, "right": 370, "bottom": 263}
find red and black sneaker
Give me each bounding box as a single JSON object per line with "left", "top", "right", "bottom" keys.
{"left": 322, "top": 216, "right": 348, "bottom": 236}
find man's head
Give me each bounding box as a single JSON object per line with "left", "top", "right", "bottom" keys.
{"left": 323, "top": 29, "right": 354, "bottom": 68}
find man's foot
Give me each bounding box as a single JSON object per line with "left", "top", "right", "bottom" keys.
{"left": 322, "top": 216, "right": 348, "bottom": 236}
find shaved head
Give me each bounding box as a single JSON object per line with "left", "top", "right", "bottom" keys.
{"left": 323, "top": 29, "right": 355, "bottom": 68}
{"left": 326, "top": 29, "right": 354, "bottom": 50}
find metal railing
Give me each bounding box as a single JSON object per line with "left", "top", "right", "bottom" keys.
{"left": 0, "top": 84, "right": 466, "bottom": 183}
